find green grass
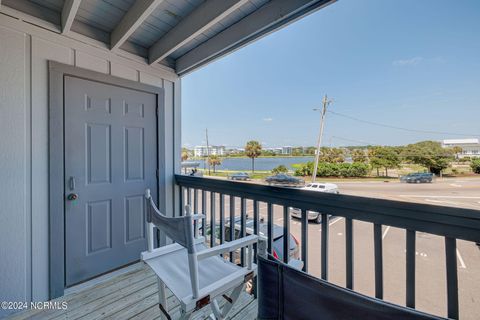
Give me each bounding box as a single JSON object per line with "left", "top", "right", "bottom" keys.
{"left": 200, "top": 169, "right": 272, "bottom": 180}
{"left": 199, "top": 162, "right": 476, "bottom": 182}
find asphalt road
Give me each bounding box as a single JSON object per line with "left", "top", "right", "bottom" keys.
{"left": 337, "top": 177, "right": 480, "bottom": 211}
{"left": 199, "top": 177, "right": 480, "bottom": 319}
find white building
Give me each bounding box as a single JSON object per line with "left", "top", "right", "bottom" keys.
{"left": 194, "top": 145, "right": 226, "bottom": 157}
{"left": 282, "top": 146, "right": 293, "bottom": 155}
{"left": 264, "top": 147, "right": 282, "bottom": 154}
{"left": 442, "top": 139, "right": 480, "bottom": 158}
{"left": 225, "top": 147, "right": 245, "bottom": 155}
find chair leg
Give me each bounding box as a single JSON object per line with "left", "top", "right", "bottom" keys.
{"left": 211, "top": 299, "right": 224, "bottom": 320}
{"left": 220, "top": 283, "right": 245, "bottom": 319}
{"left": 179, "top": 310, "right": 193, "bottom": 320}
{"left": 158, "top": 279, "right": 170, "bottom": 320}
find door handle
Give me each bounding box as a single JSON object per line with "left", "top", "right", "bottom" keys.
{"left": 69, "top": 176, "right": 76, "bottom": 190}
{"left": 67, "top": 193, "right": 78, "bottom": 201}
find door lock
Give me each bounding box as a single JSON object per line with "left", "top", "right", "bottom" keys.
{"left": 67, "top": 193, "right": 78, "bottom": 201}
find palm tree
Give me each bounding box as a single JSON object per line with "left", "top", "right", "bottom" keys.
{"left": 208, "top": 155, "right": 222, "bottom": 173}
{"left": 181, "top": 149, "right": 189, "bottom": 162}
{"left": 245, "top": 140, "right": 262, "bottom": 173}
{"left": 452, "top": 146, "right": 462, "bottom": 160}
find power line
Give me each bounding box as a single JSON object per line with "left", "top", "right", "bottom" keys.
{"left": 330, "top": 135, "right": 378, "bottom": 146}
{"left": 328, "top": 110, "right": 480, "bottom": 137}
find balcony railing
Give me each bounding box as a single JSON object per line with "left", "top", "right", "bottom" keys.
{"left": 175, "top": 175, "right": 480, "bottom": 319}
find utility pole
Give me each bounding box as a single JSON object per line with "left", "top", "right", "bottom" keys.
{"left": 205, "top": 128, "right": 211, "bottom": 175}
{"left": 312, "top": 95, "right": 332, "bottom": 182}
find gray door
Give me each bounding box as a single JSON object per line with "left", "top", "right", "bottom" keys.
{"left": 64, "top": 76, "right": 157, "bottom": 286}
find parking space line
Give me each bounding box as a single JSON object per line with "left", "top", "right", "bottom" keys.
{"left": 382, "top": 226, "right": 391, "bottom": 240}
{"left": 457, "top": 249, "right": 467, "bottom": 269}
{"left": 399, "top": 195, "right": 480, "bottom": 199}
{"left": 329, "top": 217, "right": 343, "bottom": 226}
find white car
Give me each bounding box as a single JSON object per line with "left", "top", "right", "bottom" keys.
{"left": 303, "top": 182, "right": 339, "bottom": 193}
{"left": 290, "top": 183, "right": 339, "bottom": 224}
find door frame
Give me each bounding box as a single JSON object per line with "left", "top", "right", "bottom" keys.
{"left": 48, "top": 61, "right": 165, "bottom": 299}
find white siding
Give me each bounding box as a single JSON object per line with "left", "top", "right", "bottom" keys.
{"left": 0, "top": 13, "right": 179, "bottom": 317}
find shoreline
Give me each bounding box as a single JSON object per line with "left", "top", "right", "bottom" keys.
{"left": 190, "top": 155, "right": 314, "bottom": 160}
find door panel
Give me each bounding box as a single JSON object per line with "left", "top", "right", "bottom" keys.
{"left": 64, "top": 76, "right": 157, "bottom": 286}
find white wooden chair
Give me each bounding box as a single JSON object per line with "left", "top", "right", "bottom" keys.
{"left": 142, "top": 189, "right": 258, "bottom": 320}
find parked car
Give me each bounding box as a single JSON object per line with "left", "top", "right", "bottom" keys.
{"left": 228, "top": 172, "right": 250, "bottom": 181}
{"left": 303, "top": 182, "right": 339, "bottom": 194}
{"left": 400, "top": 172, "right": 434, "bottom": 183}
{"left": 206, "top": 216, "right": 300, "bottom": 262}
{"left": 265, "top": 174, "right": 304, "bottom": 186}
{"left": 290, "top": 182, "right": 339, "bottom": 223}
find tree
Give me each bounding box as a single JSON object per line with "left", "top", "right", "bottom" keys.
{"left": 293, "top": 161, "right": 369, "bottom": 177}
{"left": 207, "top": 155, "right": 222, "bottom": 173}
{"left": 245, "top": 140, "right": 262, "bottom": 173}
{"left": 452, "top": 146, "right": 463, "bottom": 160}
{"left": 272, "top": 165, "right": 288, "bottom": 174}
{"left": 351, "top": 149, "right": 368, "bottom": 163}
{"left": 368, "top": 146, "right": 400, "bottom": 176}
{"left": 304, "top": 147, "right": 316, "bottom": 155}
{"left": 403, "top": 141, "right": 455, "bottom": 175}
{"left": 377, "top": 147, "right": 400, "bottom": 177}
{"left": 368, "top": 147, "right": 383, "bottom": 176}
{"left": 319, "top": 147, "right": 345, "bottom": 163}
{"left": 471, "top": 158, "right": 480, "bottom": 174}
{"left": 181, "top": 148, "right": 189, "bottom": 162}
{"left": 292, "top": 147, "right": 304, "bottom": 156}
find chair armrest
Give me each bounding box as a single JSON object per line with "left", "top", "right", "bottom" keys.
{"left": 196, "top": 235, "right": 258, "bottom": 261}
{"left": 191, "top": 214, "right": 205, "bottom": 220}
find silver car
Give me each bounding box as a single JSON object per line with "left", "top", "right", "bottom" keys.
{"left": 228, "top": 172, "right": 250, "bottom": 181}
{"left": 291, "top": 182, "right": 339, "bottom": 224}
{"left": 290, "top": 208, "right": 324, "bottom": 224}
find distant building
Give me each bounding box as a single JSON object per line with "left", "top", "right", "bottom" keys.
{"left": 264, "top": 147, "right": 282, "bottom": 154}
{"left": 194, "top": 145, "right": 226, "bottom": 157}
{"left": 225, "top": 147, "right": 244, "bottom": 155}
{"left": 442, "top": 139, "right": 480, "bottom": 158}
{"left": 282, "top": 146, "right": 293, "bottom": 155}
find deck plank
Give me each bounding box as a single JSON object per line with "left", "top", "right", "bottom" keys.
{"left": 9, "top": 265, "right": 149, "bottom": 320}
{"left": 231, "top": 299, "right": 257, "bottom": 320}
{"left": 6, "top": 267, "right": 256, "bottom": 320}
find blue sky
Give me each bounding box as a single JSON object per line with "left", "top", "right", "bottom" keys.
{"left": 182, "top": 0, "right": 480, "bottom": 148}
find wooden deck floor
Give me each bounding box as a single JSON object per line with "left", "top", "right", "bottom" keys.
{"left": 8, "top": 264, "right": 257, "bottom": 320}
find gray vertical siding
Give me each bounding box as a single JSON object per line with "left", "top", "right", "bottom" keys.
{"left": 0, "top": 25, "right": 30, "bottom": 312}
{"left": 0, "top": 14, "right": 179, "bottom": 317}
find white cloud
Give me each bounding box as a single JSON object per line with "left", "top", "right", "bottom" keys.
{"left": 263, "top": 117, "right": 273, "bottom": 122}
{"left": 392, "top": 56, "right": 423, "bottom": 66}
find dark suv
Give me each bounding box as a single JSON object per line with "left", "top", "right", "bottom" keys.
{"left": 400, "top": 172, "right": 434, "bottom": 183}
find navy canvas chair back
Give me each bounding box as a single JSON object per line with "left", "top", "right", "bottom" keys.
{"left": 257, "top": 254, "right": 444, "bottom": 320}
{"left": 145, "top": 189, "right": 196, "bottom": 253}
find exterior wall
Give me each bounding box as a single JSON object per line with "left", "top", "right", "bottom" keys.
{"left": 442, "top": 139, "right": 480, "bottom": 158}
{"left": 282, "top": 146, "right": 293, "bottom": 155}
{"left": 0, "top": 13, "right": 180, "bottom": 316}
{"left": 194, "top": 146, "right": 226, "bottom": 157}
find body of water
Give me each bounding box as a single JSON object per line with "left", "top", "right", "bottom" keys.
{"left": 195, "top": 156, "right": 314, "bottom": 171}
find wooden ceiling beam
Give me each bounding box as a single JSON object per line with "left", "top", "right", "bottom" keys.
{"left": 110, "top": 0, "right": 165, "bottom": 51}
{"left": 148, "top": 0, "right": 249, "bottom": 65}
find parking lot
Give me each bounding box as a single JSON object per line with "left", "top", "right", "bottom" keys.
{"left": 212, "top": 177, "right": 480, "bottom": 319}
